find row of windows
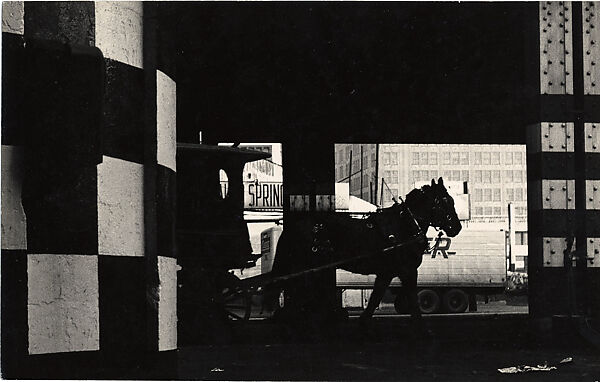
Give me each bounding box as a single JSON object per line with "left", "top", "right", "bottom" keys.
{"left": 473, "top": 206, "right": 527, "bottom": 216}
{"left": 337, "top": 148, "right": 375, "bottom": 166}
{"left": 411, "top": 151, "right": 524, "bottom": 166}
{"left": 471, "top": 170, "right": 526, "bottom": 184}
{"left": 472, "top": 188, "right": 526, "bottom": 202}
{"left": 410, "top": 169, "right": 526, "bottom": 184}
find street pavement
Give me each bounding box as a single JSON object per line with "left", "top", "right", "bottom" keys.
{"left": 179, "top": 309, "right": 600, "bottom": 381}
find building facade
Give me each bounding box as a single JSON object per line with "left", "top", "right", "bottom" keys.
{"left": 335, "top": 143, "right": 527, "bottom": 223}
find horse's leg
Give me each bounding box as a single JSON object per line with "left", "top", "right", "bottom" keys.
{"left": 401, "top": 267, "right": 427, "bottom": 335}
{"left": 359, "top": 273, "right": 393, "bottom": 327}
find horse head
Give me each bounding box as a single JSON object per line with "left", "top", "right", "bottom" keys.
{"left": 426, "top": 177, "right": 462, "bottom": 237}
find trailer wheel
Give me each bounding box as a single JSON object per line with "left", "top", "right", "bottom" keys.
{"left": 442, "top": 289, "right": 469, "bottom": 313}
{"left": 417, "top": 289, "right": 440, "bottom": 314}
{"left": 393, "top": 290, "right": 410, "bottom": 314}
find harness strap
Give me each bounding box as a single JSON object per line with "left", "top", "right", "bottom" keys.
{"left": 226, "top": 234, "right": 426, "bottom": 297}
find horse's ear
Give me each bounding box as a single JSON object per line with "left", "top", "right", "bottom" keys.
{"left": 438, "top": 177, "right": 444, "bottom": 186}
{"left": 431, "top": 178, "right": 436, "bottom": 186}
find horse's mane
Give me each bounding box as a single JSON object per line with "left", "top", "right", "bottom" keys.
{"left": 405, "top": 185, "right": 430, "bottom": 205}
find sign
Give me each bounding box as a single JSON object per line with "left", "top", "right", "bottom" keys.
{"left": 221, "top": 180, "right": 284, "bottom": 210}
{"left": 246, "top": 181, "right": 283, "bottom": 209}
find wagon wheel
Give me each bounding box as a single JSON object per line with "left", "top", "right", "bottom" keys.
{"left": 222, "top": 288, "right": 252, "bottom": 320}
{"left": 218, "top": 273, "right": 252, "bottom": 321}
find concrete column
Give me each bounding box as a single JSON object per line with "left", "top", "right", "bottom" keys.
{"left": 1, "top": 3, "right": 28, "bottom": 377}
{"left": 281, "top": 131, "right": 341, "bottom": 329}
{"left": 1, "top": 2, "right": 178, "bottom": 378}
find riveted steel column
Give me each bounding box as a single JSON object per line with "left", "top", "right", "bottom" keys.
{"left": 530, "top": 1, "right": 600, "bottom": 321}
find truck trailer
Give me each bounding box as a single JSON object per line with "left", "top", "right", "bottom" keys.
{"left": 262, "top": 225, "right": 507, "bottom": 314}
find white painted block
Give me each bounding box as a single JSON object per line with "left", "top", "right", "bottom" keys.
{"left": 28, "top": 254, "right": 99, "bottom": 355}
{"left": 156, "top": 70, "right": 176, "bottom": 172}
{"left": 95, "top": 2, "right": 143, "bottom": 68}
{"left": 2, "top": 1, "right": 24, "bottom": 35}
{"left": 97, "top": 156, "right": 144, "bottom": 257}
{"left": 157, "top": 256, "right": 177, "bottom": 351}
{"left": 1, "top": 145, "right": 27, "bottom": 250}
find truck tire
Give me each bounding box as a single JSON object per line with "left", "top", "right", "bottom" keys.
{"left": 442, "top": 289, "right": 469, "bottom": 313}
{"left": 417, "top": 289, "right": 440, "bottom": 314}
{"left": 393, "top": 291, "right": 410, "bottom": 314}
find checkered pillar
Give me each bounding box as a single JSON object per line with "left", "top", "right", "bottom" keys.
{"left": 528, "top": 2, "right": 600, "bottom": 320}
{"left": 1, "top": 2, "right": 177, "bottom": 378}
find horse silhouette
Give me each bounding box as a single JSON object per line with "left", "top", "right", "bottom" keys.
{"left": 270, "top": 177, "right": 462, "bottom": 330}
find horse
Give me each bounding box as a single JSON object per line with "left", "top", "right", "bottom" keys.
{"left": 269, "top": 177, "right": 462, "bottom": 331}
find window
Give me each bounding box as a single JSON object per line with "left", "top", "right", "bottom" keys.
{"left": 411, "top": 152, "right": 419, "bottom": 165}
{"left": 475, "top": 207, "right": 483, "bottom": 216}
{"left": 474, "top": 170, "right": 482, "bottom": 183}
{"left": 482, "top": 152, "right": 491, "bottom": 165}
{"left": 494, "top": 207, "right": 502, "bottom": 215}
{"left": 442, "top": 152, "right": 450, "bottom": 165}
{"left": 484, "top": 206, "right": 493, "bottom": 215}
{"left": 443, "top": 170, "right": 451, "bottom": 180}
{"left": 429, "top": 152, "right": 438, "bottom": 165}
{"left": 391, "top": 171, "right": 398, "bottom": 184}
{"left": 484, "top": 188, "right": 492, "bottom": 202}
{"left": 460, "top": 152, "right": 469, "bottom": 165}
{"left": 451, "top": 152, "right": 460, "bottom": 165}
{"left": 462, "top": 170, "right": 469, "bottom": 181}
{"left": 430, "top": 170, "right": 438, "bottom": 179}
{"left": 473, "top": 152, "right": 482, "bottom": 165}
{"left": 371, "top": 152, "right": 376, "bottom": 162}
{"left": 505, "top": 152, "right": 513, "bottom": 165}
{"left": 483, "top": 170, "right": 491, "bottom": 184}
{"left": 514, "top": 170, "right": 523, "bottom": 183}
{"left": 452, "top": 170, "right": 460, "bottom": 181}
{"left": 515, "top": 188, "right": 523, "bottom": 201}
{"left": 420, "top": 152, "right": 428, "bottom": 166}
{"left": 515, "top": 231, "right": 528, "bottom": 245}
{"left": 492, "top": 152, "right": 500, "bottom": 165}
{"left": 412, "top": 170, "right": 419, "bottom": 182}
{"left": 506, "top": 188, "right": 514, "bottom": 201}
{"left": 505, "top": 170, "right": 514, "bottom": 183}
{"left": 493, "top": 188, "right": 501, "bottom": 201}
{"left": 514, "top": 152, "right": 523, "bottom": 165}
{"left": 474, "top": 188, "right": 483, "bottom": 202}
{"left": 391, "top": 152, "right": 398, "bottom": 165}
{"left": 385, "top": 152, "right": 392, "bottom": 165}
{"left": 516, "top": 206, "right": 527, "bottom": 216}
{"left": 363, "top": 156, "right": 369, "bottom": 168}
{"left": 492, "top": 170, "right": 501, "bottom": 184}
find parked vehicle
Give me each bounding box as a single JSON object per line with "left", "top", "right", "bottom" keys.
{"left": 262, "top": 225, "right": 506, "bottom": 314}
{"left": 336, "top": 227, "right": 507, "bottom": 313}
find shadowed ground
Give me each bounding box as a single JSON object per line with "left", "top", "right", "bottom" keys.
{"left": 179, "top": 313, "right": 600, "bottom": 381}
